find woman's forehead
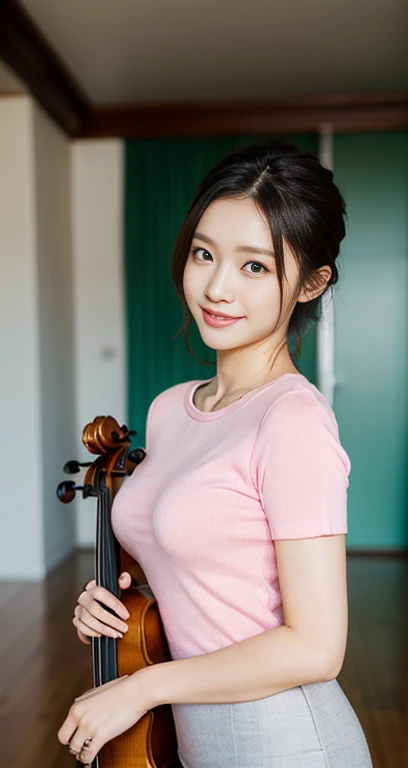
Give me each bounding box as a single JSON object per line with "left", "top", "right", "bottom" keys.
{"left": 196, "top": 198, "right": 273, "bottom": 244}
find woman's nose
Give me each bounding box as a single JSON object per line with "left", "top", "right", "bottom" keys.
{"left": 205, "top": 272, "right": 235, "bottom": 303}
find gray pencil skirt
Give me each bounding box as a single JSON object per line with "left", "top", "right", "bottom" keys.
{"left": 171, "top": 678, "right": 373, "bottom": 768}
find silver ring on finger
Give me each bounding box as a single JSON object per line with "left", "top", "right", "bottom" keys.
{"left": 80, "top": 736, "right": 93, "bottom": 756}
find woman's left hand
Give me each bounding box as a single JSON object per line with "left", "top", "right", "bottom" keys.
{"left": 57, "top": 673, "right": 150, "bottom": 764}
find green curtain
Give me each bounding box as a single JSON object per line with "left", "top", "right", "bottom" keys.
{"left": 124, "top": 134, "right": 319, "bottom": 445}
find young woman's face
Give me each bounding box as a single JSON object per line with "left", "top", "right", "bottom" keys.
{"left": 183, "top": 197, "right": 301, "bottom": 352}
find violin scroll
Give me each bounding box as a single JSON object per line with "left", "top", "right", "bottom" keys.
{"left": 82, "top": 415, "right": 136, "bottom": 457}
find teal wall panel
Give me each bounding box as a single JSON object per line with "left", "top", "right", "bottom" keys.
{"left": 333, "top": 132, "right": 408, "bottom": 549}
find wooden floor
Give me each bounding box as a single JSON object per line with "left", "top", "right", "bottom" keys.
{"left": 0, "top": 551, "right": 407, "bottom": 767}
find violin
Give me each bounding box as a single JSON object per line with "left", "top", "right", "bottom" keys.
{"left": 57, "top": 415, "right": 181, "bottom": 768}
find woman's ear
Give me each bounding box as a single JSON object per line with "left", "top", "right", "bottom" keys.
{"left": 297, "top": 266, "right": 332, "bottom": 304}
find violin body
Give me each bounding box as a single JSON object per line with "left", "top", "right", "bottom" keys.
{"left": 100, "top": 583, "right": 179, "bottom": 768}
{"left": 58, "top": 416, "right": 181, "bottom": 768}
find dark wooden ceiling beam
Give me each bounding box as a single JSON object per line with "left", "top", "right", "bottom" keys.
{"left": 1, "top": 2, "right": 407, "bottom": 139}
{"left": 86, "top": 91, "right": 408, "bottom": 138}
{"left": 0, "top": 0, "right": 92, "bottom": 137}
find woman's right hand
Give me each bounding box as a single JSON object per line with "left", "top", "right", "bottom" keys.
{"left": 73, "top": 571, "right": 132, "bottom": 645}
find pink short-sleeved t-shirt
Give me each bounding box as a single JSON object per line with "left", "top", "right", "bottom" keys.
{"left": 111, "top": 372, "right": 351, "bottom": 661}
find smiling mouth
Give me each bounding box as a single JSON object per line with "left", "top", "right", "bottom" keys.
{"left": 207, "top": 312, "right": 237, "bottom": 319}
{"left": 201, "top": 308, "right": 242, "bottom": 319}
{"left": 201, "top": 309, "right": 244, "bottom": 327}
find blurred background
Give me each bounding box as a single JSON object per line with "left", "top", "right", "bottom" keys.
{"left": 0, "top": 1, "right": 407, "bottom": 766}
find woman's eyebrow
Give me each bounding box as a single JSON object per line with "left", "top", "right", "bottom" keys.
{"left": 193, "top": 232, "right": 275, "bottom": 259}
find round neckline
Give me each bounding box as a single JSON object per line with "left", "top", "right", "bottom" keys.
{"left": 183, "top": 372, "right": 306, "bottom": 421}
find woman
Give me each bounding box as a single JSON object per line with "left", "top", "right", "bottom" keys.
{"left": 58, "top": 139, "right": 373, "bottom": 767}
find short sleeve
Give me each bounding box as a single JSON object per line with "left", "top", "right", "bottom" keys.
{"left": 251, "top": 390, "right": 351, "bottom": 540}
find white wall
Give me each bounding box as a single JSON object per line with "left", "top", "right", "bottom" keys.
{"left": 0, "top": 95, "right": 77, "bottom": 578}
{"left": 0, "top": 97, "right": 44, "bottom": 577}
{"left": 33, "top": 102, "right": 77, "bottom": 571}
{"left": 0, "top": 98, "right": 126, "bottom": 574}
{"left": 71, "top": 139, "right": 126, "bottom": 546}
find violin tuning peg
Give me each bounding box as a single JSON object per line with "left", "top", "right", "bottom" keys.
{"left": 128, "top": 448, "right": 146, "bottom": 465}
{"left": 56, "top": 480, "right": 86, "bottom": 503}
{"left": 63, "top": 460, "right": 92, "bottom": 474}
{"left": 124, "top": 427, "right": 137, "bottom": 436}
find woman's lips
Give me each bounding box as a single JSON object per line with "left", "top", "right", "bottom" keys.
{"left": 202, "top": 308, "right": 243, "bottom": 327}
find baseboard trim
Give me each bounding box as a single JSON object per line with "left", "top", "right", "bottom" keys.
{"left": 347, "top": 548, "right": 408, "bottom": 557}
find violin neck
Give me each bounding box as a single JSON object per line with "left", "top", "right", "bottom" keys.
{"left": 92, "top": 471, "right": 121, "bottom": 687}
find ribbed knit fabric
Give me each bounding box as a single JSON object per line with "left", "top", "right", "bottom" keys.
{"left": 111, "top": 372, "right": 351, "bottom": 661}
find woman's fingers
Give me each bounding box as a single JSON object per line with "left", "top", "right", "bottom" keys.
{"left": 84, "top": 572, "right": 131, "bottom": 593}
{"left": 77, "top": 629, "right": 93, "bottom": 645}
{"left": 78, "top": 586, "right": 130, "bottom": 623}
{"left": 118, "top": 571, "right": 132, "bottom": 589}
{"left": 73, "top": 607, "right": 126, "bottom": 640}
{"left": 65, "top": 724, "right": 102, "bottom": 765}
{"left": 76, "top": 597, "right": 129, "bottom": 634}
{"left": 74, "top": 574, "right": 132, "bottom": 642}
{"left": 73, "top": 613, "right": 104, "bottom": 639}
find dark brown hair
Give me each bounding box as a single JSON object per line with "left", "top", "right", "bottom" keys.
{"left": 171, "top": 138, "right": 347, "bottom": 365}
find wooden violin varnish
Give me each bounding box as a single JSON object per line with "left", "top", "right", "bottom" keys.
{"left": 57, "top": 415, "right": 181, "bottom": 768}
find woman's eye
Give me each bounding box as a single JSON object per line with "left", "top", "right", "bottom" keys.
{"left": 242, "top": 261, "right": 268, "bottom": 275}
{"left": 190, "top": 247, "right": 268, "bottom": 276}
{"left": 191, "top": 247, "right": 211, "bottom": 261}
